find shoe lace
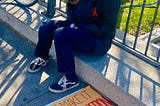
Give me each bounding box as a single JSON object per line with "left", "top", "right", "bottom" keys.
{"left": 58, "top": 76, "right": 76, "bottom": 90}
{"left": 31, "top": 57, "right": 47, "bottom": 66}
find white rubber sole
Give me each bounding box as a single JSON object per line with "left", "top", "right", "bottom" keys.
{"left": 48, "top": 82, "right": 79, "bottom": 93}
{"left": 27, "top": 67, "right": 41, "bottom": 73}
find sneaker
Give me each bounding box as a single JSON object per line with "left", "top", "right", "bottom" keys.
{"left": 28, "top": 57, "right": 48, "bottom": 73}
{"left": 48, "top": 76, "right": 79, "bottom": 93}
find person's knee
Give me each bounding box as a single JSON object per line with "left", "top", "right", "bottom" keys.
{"left": 38, "top": 21, "right": 56, "bottom": 39}
{"left": 39, "top": 20, "right": 56, "bottom": 32}
{"left": 54, "top": 27, "right": 66, "bottom": 40}
{"left": 54, "top": 28, "right": 76, "bottom": 44}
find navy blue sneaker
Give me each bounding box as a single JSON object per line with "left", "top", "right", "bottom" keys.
{"left": 28, "top": 57, "right": 48, "bottom": 73}
{"left": 49, "top": 76, "right": 79, "bottom": 93}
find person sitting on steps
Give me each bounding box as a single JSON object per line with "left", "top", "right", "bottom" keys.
{"left": 28, "top": 0, "right": 121, "bottom": 93}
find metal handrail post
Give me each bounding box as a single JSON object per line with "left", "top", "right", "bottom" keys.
{"left": 42, "top": 0, "right": 56, "bottom": 18}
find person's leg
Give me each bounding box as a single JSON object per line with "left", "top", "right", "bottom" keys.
{"left": 49, "top": 27, "right": 96, "bottom": 93}
{"left": 28, "top": 20, "right": 57, "bottom": 72}
{"left": 29, "top": 20, "right": 66, "bottom": 72}
{"left": 34, "top": 20, "right": 57, "bottom": 60}
{"left": 34, "top": 20, "right": 72, "bottom": 59}
{"left": 29, "top": 20, "right": 71, "bottom": 73}
{"left": 55, "top": 27, "right": 96, "bottom": 78}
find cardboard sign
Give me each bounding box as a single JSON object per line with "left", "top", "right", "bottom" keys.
{"left": 47, "top": 86, "right": 114, "bottom": 106}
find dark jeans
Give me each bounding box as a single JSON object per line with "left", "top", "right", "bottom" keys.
{"left": 34, "top": 20, "right": 112, "bottom": 80}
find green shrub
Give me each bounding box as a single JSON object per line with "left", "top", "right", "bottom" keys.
{"left": 117, "top": 0, "right": 160, "bottom": 36}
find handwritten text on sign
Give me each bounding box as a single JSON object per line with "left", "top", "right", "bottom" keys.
{"left": 51, "top": 86, "right": 113, "bottom": 106}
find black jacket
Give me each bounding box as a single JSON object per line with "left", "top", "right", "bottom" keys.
{"left": 66, "top": 0, "right": 121, "bottom": 39}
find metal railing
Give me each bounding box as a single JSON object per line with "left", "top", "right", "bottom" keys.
{"left": 46, "top": 0, "right": 160, "bottom": 68}
{"left": 113, "top": 0, "right": 160, "bottom": 68}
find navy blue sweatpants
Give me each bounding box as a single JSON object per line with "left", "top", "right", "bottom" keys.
{"left": 34, "top": 20, "right": 111, "bottom": 80}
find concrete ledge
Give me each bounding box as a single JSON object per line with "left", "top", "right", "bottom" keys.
{"left": 0, "top": 6, "right": 38, "bottom": 45}
{"left": 75, "top": 58, "right": 146, "bottom": 106}
{"left": 0, "top": 7, "right": 145, "bottom": 106}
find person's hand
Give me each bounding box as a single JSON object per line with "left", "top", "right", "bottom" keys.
{"left": 70, "top": 23, "right": 78, "bottom": 29}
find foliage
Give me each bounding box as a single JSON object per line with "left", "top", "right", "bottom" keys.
{"left": 117, "top": 0, "right": 160, "bottom": 36}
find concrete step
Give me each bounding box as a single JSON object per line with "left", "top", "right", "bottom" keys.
{"left": 1, "top": 0, "right": 159, "bottom": 106}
